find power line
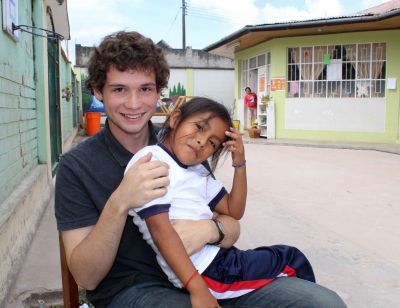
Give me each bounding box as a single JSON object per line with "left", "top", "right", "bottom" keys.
{"left": 162, "top": 7, "right": 181, "bottom": 42}
{"left": 186, "top": 4, "right": 228, "bottom": 22}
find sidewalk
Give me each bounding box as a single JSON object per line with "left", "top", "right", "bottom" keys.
{"left": 4, "top": 134, "right": 400, "bottom": 307}
{"left": 244, "top": 136, "right": 400, "bottom": 155}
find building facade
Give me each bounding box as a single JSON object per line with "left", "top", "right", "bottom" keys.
{"left": 0, "top": 0, "right": 77, "bottom": 304}
{"left": 205, "top": 3, "right": 400, "bottom": 144}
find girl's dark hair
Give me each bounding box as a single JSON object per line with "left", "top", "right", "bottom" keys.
{"left": 245, "top": 86, "right": 251, "bottom": 91}
{"left": 86, "top": 31, "right": 170, "bottom": 93}
{"left": 159, "top": 97, "right": 233, "bottom": 172}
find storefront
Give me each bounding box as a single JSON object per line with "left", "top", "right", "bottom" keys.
{"left": 205, "top": 7, "right": 400, "bottom": 144}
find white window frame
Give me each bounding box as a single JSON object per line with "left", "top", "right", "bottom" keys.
{"left": 241, "top": 53, "right": 271, "bottom": 98}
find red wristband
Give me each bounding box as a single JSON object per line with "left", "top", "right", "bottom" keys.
{"left": 184, "top": 270, "right": 198, "bottom": 289}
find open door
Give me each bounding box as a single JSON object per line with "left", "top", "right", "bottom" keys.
{"left": 47, "top": 37, "right": 62, "bottom": 175}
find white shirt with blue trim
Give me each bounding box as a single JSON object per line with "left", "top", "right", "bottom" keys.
{"left": 125, "top": 144, "right": 226, "bottom": 288}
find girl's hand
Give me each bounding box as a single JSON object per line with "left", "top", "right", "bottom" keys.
{"left": 190, "top": 290, "right": 220, "bottom": 308}
{"left": 223, "top": 127, "right": 245, "bottom": 165}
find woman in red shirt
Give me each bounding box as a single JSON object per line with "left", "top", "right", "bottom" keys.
{"left": 244, "top": 87, "right": 257, "bottom": 127}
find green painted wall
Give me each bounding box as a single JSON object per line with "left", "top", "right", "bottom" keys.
{"left": 33, "top": 0, "right": 48, "bottom": 164}
{"left": 0, "top": 0, "right": 39, "bottom": 202}
{"left": 61, "top": 57, "right": 73, "bottom": 140}
{"left": 235, "top": 29, "right": 400, "bottom": 143}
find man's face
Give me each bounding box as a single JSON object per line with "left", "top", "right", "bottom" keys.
{"left": 93, "top": 66, "right": 159, "bottom": 139}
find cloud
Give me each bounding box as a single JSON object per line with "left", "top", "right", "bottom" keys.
{"left": 261, "top": 0, "right": 345, "bottom": 24}
{"left": 67, "top": 0, "right": 144, "bottom": 45}
{"left": 188, "top": 0, "right": 261, "bottom": 29}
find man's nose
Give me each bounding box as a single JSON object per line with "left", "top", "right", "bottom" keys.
{"left": 124, "top": 91, "right": 141, "bottom": 108}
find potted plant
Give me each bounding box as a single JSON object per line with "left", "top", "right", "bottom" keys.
{"left": 247, "top": 119, "right": 261, "bottom": 138}
{"left": 262, "top": 94, "right": 271, "bottom": 105}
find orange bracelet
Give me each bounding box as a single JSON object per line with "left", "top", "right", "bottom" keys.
{"left": 183, "top": 270, "right": 198, "bottom": 289}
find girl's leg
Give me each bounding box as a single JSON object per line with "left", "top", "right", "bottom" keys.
{"left": 202, "top": 245, "right": 315, "bottom": 299}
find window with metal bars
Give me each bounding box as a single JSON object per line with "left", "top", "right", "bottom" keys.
{"left": 287, "top": 43, "right": 386, "bottom": 99}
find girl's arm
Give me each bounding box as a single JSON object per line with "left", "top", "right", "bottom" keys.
{"left": 146, "top": 213, "right": 219, "bottom": 307}
{"left": 214, "top": 127, "right": 247, "bottom": 220}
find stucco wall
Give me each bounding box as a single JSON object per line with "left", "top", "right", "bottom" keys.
{"left": 165, "top": 47, "right": 233, "bottom": 69}
{"left": 193, "top": 69, "right": 235, "bottom": 110}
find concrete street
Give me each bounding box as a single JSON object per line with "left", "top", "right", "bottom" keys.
{"left": 5, "top": 138, "right": 400, "bottom": 307}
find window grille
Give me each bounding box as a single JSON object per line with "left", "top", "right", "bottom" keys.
{"left": 287, "top": 43, "right": 386, "bottom": 98}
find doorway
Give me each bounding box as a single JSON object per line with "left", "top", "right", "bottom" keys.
{"left": 47, "top": 37, "right": 62, "bottom": 175}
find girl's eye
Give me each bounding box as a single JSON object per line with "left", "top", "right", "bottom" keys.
{"left": 209, "top": 140, "right": 216, "bottom": 149}
{"left": 195, "top": 123, "right": 204, "bottom": 131}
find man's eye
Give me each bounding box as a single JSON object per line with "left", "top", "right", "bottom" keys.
{"left": 141, "top": 86, "right": 156, "bottom": 92}
{"left": 113, "top": 87, "right": 124, "bottom": 93}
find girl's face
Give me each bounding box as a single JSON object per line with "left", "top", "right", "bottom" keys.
{"left": 165, "top": 112, "right": 229, "bottom": 166}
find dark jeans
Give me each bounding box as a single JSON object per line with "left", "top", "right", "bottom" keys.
{"left": 108, "top": 277, "right": 346, "bottom": 308}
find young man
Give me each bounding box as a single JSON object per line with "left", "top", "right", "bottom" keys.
{"left": 55, "top": 31, "right": 346, "bottom": 308}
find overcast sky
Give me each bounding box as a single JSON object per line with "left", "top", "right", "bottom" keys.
{"left": 64, "top": 0, "right": 389, "bottom": 64}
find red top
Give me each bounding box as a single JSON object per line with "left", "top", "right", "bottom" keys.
{"left": 244, "top": 93, "right": 257, "bottom": 108}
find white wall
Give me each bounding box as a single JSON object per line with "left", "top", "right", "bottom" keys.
{"left": 285, "top": 98, "right": 386, "bottom": 132}
{"left": 193, "top": 69, "right": 235, "bottom": 112}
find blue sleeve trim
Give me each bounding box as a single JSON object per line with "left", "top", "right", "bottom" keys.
{"left": 208, "top": 188, "right": 227, "bottom": 211}
{"left": 137, "top": 204, "right": 170, "bottom": 219}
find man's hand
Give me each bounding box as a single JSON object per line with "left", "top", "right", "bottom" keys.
{"left": 111, "top": 152, "right": 169, "bottom": 214}
{"left": 172, "top": 215, "right": 240, "bottom": 255}
{"left": 171, "top": 220, "right": 214, "bottom": 255}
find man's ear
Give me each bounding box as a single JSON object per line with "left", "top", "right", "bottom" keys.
{"left": 92, "top": 88, "right": 103, "bottom": 102}
{"left": 169, "top": 109, "right": 181, "bottom": 129}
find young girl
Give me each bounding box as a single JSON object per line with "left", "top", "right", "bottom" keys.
{"left": 125, "top": 97, "right": 315, "bottom": 308}
{"left": 244, "top": 86, "right": 257, "bottom": 126}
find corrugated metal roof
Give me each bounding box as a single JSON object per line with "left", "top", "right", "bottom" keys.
{"left": 204, "top": 6, "right": 400, "bottom": 56}
{"left": 360, "top": 0, "right": 400, "bottom": 14}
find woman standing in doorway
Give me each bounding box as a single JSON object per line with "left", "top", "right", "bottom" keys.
{"left": 244, "top": 87, "right": 257, "bottom": 127}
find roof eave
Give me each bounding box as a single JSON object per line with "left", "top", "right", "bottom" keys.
{"left": 204, "top": 8, "right": 400, "bottom": 53}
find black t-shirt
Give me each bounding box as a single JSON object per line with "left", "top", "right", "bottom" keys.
{"left": 55, "top": 121, "right": 168, "bottom": 307}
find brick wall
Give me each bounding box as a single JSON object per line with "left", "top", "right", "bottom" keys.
{"left": 0, "top": 8, "right": 38, "bottom": 204}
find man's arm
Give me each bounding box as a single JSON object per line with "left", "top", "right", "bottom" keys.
{"left": 171, "top": 214, "right": 240, "bottom": 256}
{"left": 61, "top": 153, "right": 169, "bottom": 290}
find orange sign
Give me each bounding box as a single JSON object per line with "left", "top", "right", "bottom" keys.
{"left": 258, "top": 75, "right": 266, "bottom": 93}
{"left": 271, "top": 77, "right": 286, "bottom": 91}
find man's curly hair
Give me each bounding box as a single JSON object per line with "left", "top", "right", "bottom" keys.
{"left": 86, "top": 31, "right": 169, "bottom": 93}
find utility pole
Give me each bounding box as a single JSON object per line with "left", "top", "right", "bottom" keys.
{"left": 182, "top": 0, "right": 186, "bottom": 49}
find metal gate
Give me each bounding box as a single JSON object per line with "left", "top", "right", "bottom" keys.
{"left": 47, "top": 37, "right": 62, "bottom": 175}
{"left": 71, "top": 72, "right": 79, "bottom": 127}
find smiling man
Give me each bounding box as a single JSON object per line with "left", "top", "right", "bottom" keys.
{"left": 55, "top": 31, "right": 345, "bottom": 308}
